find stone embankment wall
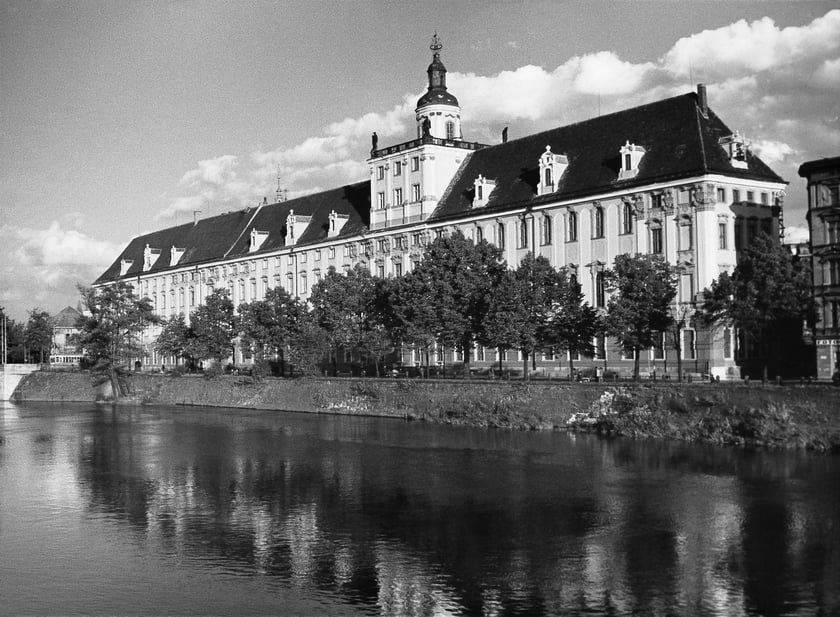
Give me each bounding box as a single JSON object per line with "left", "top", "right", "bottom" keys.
{"left": 11, "top": 371, "right": 840, "bottom": 450}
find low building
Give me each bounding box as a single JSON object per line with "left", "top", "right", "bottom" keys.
{"left": 799, "top": 156, "right": 840, "bottom": 381}
{"left": 51, "top": 305, "right": 83, "bottom": 365}
{"left": 97, "top": 37, "right": 786, "bottom": 379}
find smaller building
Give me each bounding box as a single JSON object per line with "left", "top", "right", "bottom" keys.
{"left": 799, "top": 156, "right": 840, "bottom": 381}
{"left": 51, "top": 305, "right": 83, "bottom": 365}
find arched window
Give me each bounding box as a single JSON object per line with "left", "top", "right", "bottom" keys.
{"left": 497, "top": 222, "right": 506, "bottom": 250}
{"left": 476, "top": 226, "right": 484, "bottom": 243}
{"left": 568, "top": 211, "right": 578, "bottom": 242}
{"left": 593, "top": 205, "right": 604, "bottom": 238}
{"left": 519, "top": 219, "right": 528, "bottom": 249}
{"left": 541, "top": 215, "right": 552, "bottom": 245}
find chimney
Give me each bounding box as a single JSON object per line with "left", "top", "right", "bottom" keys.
{"left": 502, "top": 126, "right": 509, "bottom": 143}
{"left": 697, "top": 83, "right": 708, "bottom": 116}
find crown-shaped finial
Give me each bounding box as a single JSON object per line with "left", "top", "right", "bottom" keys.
{"left": 430, "top": 32, "right": 442, "bottom": 54}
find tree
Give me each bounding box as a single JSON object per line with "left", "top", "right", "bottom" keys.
{"left": 410, "top": 231, "right": 506, "bottom": 377}
{"left": 155, "top": 314, "right": 195, "bottom": 368}
{"left": 545, "top": 267, "right": 600, "bottom": 378}
{"left": 604, "top": 254, "right": 677, "bottom": 380}
{"left": 700, "top": 233, "right": 815, "bottom": 381}
{"left": 189, "top": 289, "right": 236, "bottom": 367}
{"left": 75, "top": 282, "right": 159, "bottom": 396}
{"left": 381, "top": 270, "right": 441, "bottom": 377}
{"left": 24, "top": 309, "right": 54, "bottom": 363}
{"left": 238, "top": 287, "right": 308, "bottom": 376}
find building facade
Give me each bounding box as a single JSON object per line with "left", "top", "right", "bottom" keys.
{"left": 97, "top": 38, "right": 786, "bottom": 378}
{"left": 799, "top": 156, "right": 840, "bottom": 381}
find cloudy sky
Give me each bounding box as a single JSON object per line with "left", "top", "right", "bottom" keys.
{"left": 1, "top": 1, "right": 839, "bottom": 321}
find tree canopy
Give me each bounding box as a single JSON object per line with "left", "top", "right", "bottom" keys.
{"left": 24, "top": 309, "right": 54, "bottom": 363}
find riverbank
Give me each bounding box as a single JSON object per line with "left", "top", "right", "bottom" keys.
{"left": 10, "top": 370, "right": 840, "bottom": 451}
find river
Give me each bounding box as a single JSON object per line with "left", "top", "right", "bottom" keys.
{"left": 1, "top": 401, "right": 838, "bottom": 616}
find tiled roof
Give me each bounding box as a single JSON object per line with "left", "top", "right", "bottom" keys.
{"left": 428, "top": 91, "right": 785, "bottom": 222}
{"left": 96, "top": 181, "right": 369, "bottom": 283}
{"left": 52, "top": 305, "right": 81, "bottom": 328}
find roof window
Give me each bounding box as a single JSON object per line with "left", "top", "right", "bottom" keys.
{"left": 170, "top": 246, "right": 185, "bottom": 266}
{"left": 143, "top": 244, "right": 161, "bottom": 271}
{"left": 119, "top": 259, "right": 133, "bottom": 276}
{"left": 719, "top": 131, "right": 749, "bottom": 169}
{"left": 328, "top": 210, "right": 350, "bottom": 238}
{"left": 618, "top": 141, "right": 646, "bottom": 180}
{"left": 538, "top": 146, "right": 569, "bottom": 196}
{"left": 473, "top": 174, "right": 496, "bottom": 208}
{"left": 285, "top": 209, "right": 313, "bottom": 246}
{"left": 249, "top": 229, "right": 269, "bottom": 253}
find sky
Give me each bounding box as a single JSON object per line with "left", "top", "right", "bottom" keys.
{"left": 1, "top": 1, "right": 839, "bottom": 322}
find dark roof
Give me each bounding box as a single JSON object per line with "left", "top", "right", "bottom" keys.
{"left": 97, "top": 181, "right": 369, "bottom": 283}
{"left": 53, "top": 306, "right": 81, "bottom": 328}
{"left": 798, "top": 156, "right": 840, "bottom": 178}
{"left": 417, "top": 88, "right": 459, "bottom": 108}
{"left": 429, "top": 91, "right": 785, "bottom": 222}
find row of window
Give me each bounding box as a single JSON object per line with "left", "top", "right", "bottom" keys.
{"left": 376, "top": 156, "right": 421, "bottom": 180}
{"left": 377, "top": 184, "right": 423, "bottom": 209}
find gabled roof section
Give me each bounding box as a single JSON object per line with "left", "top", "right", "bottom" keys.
{"left": 429, "top": 91, "right": 785, "bottom": 221}
{"left": 53, "top": 306, "right": 81, "bottom": 328}
{"left": 96, "top": 181, "right": 370, "bottom": 284}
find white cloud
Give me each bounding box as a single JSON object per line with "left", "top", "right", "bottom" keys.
{"left": 751, "top": 140, "right": 797, "bottom": 166}
{"left": 784, "top": 225, "right": 809, "bottom": 245}
{"left": 573, "top": 51, "right": 654, "bottom": 95}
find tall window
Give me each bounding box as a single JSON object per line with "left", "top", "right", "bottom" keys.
{"left": 622, "top": 202, "right": 634, "bottom": 234}
{"left": 624, "top": 153, "right": 632, "bottom": 171}
{"left": 377, "top": 166, "right": 384, "bottom": 180}
{"left": 394, "top": 161, "right": 402, "bottom": 176}
{"left": 544, "top": 167, "right": 553, "bottom": 187}
{"left": 411, "top": 156, "right": 420, "bottom": 172}
{"left": 519, "top": 219, "right": 528, "bottom": 249}
{"left": 593, "top": 205, "right": 604, "bottom": 238}
{"left": 679, "top": 216, "right": 693, "bottom": 250}
{"left": 682, "top": 329, "right": 696, "bottom": 360}
{"left": 446, "top": 121, "right": 455, "bottom": 139}
{"left": 476, "top": 226, "right": 484, "bottom": 243}
{"left": 567, "top": 211, "right": 578, "bottom": 242}
{"left": 393, "top": 188, "right": 403, "bottom": 205}
{"left": 411, "top": 183, "right": 421, "bottom": 202}
{"left": 497, "top": 222, "right": 506, "bottom": 250}
{"left": 653, "top": 332, "right": 665, "bottom": 360}
{"left": 733, "top": 189, "right": 741, "bottom": 202}
{"left": 595, "top": 272, "right": 605, "bottom": 307}
{"left": 651, "top": 225, "right": 663, "bottom": 254}
{"left": 723, "top": 327, "right": 733, "bottom": 359}
{"left": 377, "top": 192, "right": 385, "bottom": 209}
{"left": 719, "top": 222, "right": 728, "bottom": 249}
{"left": 717, "top": 187, "right": 726, "bottom": 202}
{"left": 541, "top": 215, "right": 552, "bottom": 245}
{"left": 594, "top": 336, "right": 606, "bottom": 360}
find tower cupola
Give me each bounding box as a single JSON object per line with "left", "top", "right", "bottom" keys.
{"left": 415, "top": 34, "right": 461, "bottom": 140}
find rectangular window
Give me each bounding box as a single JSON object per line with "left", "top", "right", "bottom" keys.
{"left": 717, "top": 187, "right": 726, "bottom": 203}
{"left": 541, "top": 216, "right": 552, "bottom": 245}
{"left": 411, "top": 183, "right": 421, "bottom": 202}
{"left": 328, "top": 247, "right": 335, "bottom": 259}
{"left": 651, "top": 227, "right": 663, "bottom": 254}
{"left": 377, "top": 264, "right": 385, "bottom": 278}
{"left": 300, "top": 274, "right": 307, "bottom": 294}
{"left": 377, "top": 166, "right": 384, "bottom": 180}
{"left": 723, "top": 327, "right": 733, "bottom": 360}
{"left": 377, "top": 192, "right": 385, "bottom": 209}
{"left": 394, "top": 161, "right": 402, "bottom": 176}
{"left": 681, "top": 273, "right": 694, "bottom": 302}
{"left": 394, "top": 262, "right": 403, "bottom": 277}
{"left": 476, "top": 227, "right": 484, "bottom": 243}
{"left": 497, "top": 222, "right": 506, "bottom": 250}
{"left": 733, "top": 189, "right": 741, "bottom": 202}
{"left": 622, "top": 345, "right": 636, "bottom": 360}
{"left": 653, "top": 332, "right": 665, "bottom": 360}
{"left": 760, "top": 192, "right": 768, "bottom": 205}
{"left": 314, "top": 249, "right": 321, "bottom": 261}
{"left": 747, "top": 190, "right": 755, "bottom": 202}
{"left": 519, "top": 220, "right": 528, "bottom": 249}
{"left": 393, "top": 187, "right": 403, "bottom": 205}
{"left": 262, "top": 258, "right": 268, "bottom": 269}
{"left": 595, "top": 336, "right": 606, "bottom": 360}
{"left": 719, "top": 222, "right": 727, "bottom": 249}
{"left": 250, "top": 279, "right": 257, "bottom": 298}
{"left": 683, "top": 330, "right": 696, "bottom": 360}
{"left": 411, "top": 156, "right": 419, "bottom": 172}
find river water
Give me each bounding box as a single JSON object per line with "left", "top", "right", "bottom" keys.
{"left": 1, "top": 401, "right": 838, "bottom": 616}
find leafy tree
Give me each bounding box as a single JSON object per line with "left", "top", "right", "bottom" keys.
{"left": 666, "top": 303, "right": 692, "bottom": 381}
{"left": 237, "top": 287, "right": 308, "bottom": 376}
{"left": 483, "top": 270, "right": 525, "bottom": 376}
{"left": 75, "top": 282, "right": 159, "bottom": 396}
{"left": 24, "top": 309, "right": 54, "bottom": 363}
{"left": 604, "top": 254, "right": 677, "bottom": 380}
{"left": 189, "top": 289, "right": 236, "bottom": 367}
{"left": 545, "top": 267, "right": 600, "bottom": 377}
{"left": 309, "top": 264, "right": 391, "bottom": 376}
{"left": 410, "top": 231, "right": 506, "bottom": 377}
{"left": 285, "top": 315, "right": 330, "bottom": 377}
{"left": 1, "top": 307, "right": 26, "bottom": 364}
{"left": 380, "top": 271, "right": 440, "bottom": 376}
{"left": 155, "top": 314, "right": 195, "bottom": 368}
{"left": 700, "top": 233, "right": 815, "bottom": 381}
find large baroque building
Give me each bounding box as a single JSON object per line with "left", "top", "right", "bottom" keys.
{"left": 97, "top": 37, "right": 786, "bottom": 378}
{"left": 799, "top": 156, "right": 840, "bottom": 381}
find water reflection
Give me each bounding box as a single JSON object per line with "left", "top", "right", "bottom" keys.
{"left": 1, "top": 401, "right": 839, "bottom": 616}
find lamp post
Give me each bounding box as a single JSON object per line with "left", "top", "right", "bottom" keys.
{"left": 1, "top": 305, "right": 7, "bottom": 366}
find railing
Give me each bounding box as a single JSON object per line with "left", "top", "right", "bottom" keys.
{"left": 371, "top": 136, "right": 486, "bottom": 158}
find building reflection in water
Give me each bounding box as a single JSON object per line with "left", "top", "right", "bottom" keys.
{"left": 61, "top": 404, "right": 840, "bottom": 616}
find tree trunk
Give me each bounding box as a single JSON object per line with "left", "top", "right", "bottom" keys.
{"left": 462, "top": 339, "right": 470, "bottom": 379}
{"left": 633, "top": 346, "right": 641, "bottom": 380}
{"left": 522, "top": 350, "right": 529, "bottom": 381}
{"left": 569, "top": 353, "right": 575, "bottom": 381}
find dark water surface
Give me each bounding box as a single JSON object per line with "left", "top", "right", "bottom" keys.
{"left": 1, "top": 401, "right": 838, "bottom": 616}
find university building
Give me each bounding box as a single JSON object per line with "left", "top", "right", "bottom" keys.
{"left": 97, "top": 37, "right": 786, "bottom": 379}
{"left": 799, "top": 156, "right": 840, "bottom": 381}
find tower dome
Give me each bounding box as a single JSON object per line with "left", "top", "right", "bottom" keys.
{"left": 415, "top": 34, "right": 461, "bottom": 141}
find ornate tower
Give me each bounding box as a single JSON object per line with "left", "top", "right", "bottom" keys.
{"left": 415, "top": 34, "right": 462, "bottom": 141}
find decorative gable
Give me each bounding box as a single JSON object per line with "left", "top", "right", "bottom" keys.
{"left": 538, "top": 146, "right": 569, "bottom": 195}
{"left": 328, "top": 210, "right": 350, "bottom": 238}
{"left": 719, "top": 131, "right": 749, "bottom": 169}
{"left": 170, "top": 246, "right": 185, "bottom": 266}
{"left": 249, "top": 228, "right": 269, "bottom": 253}
{"left": 285, "top": 209, "right": 313, "bottom": 246}
{"left": 143, "top": 244, "right": 161, "bottom": 271}
{"left": 618, "top": 141, "right": 646, "bottom": 180}
{"left": 473, "top": 174, "right": 496, "bottom": 207}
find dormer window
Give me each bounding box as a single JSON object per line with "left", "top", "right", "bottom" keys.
{"left": 719, "top": 131, "right": 749, "bottom": 169}
{"left": 473, "top": 174, "right": 496, "bottom": 208}
{"left": 618, "top": 141, "right": 646, "bottom": 180}
{"left": 328, "top": 210, "right": 350, "bottom": 238}
{"left": 249, "top": 229, "right": 269, "bottom": 253}
{"left": 119, "top": 259, "right": 133, "bottom": 276}
{"left": 538, "top": 146, "right": 569, "bottom": 196}
{"left": 170, "top": 246, "right": 185, "bottom": 266}
{"left": 143, "top": 244, "right": 161, "bottom": 271}
{"left": 285, "top": 209, "right": 313, "bottom": 246}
